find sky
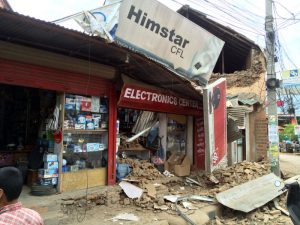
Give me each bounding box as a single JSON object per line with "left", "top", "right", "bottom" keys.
{"left": 7, "top": 0, "right": 300, "bottom": 112}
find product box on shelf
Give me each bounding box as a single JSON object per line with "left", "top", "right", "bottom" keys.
{"left": 44, "top": 161, "right": 59, "bottom": 170}
{"left": 86, "top": 143, "right": 104, "bottom": 152}
{"left": 91, "top": 96, "right": 100, "bottom": 113}
{"left": 100, "top": 105, "right": 107, "bottom": 113}
{"left": 65, "top": 97, "right": 76, "bottom": 110}
{"left": 77, "top": 115, "right": 86, "bottom": 124}
{"left": 70, "top": 165, "right": 79, "bottom": 172}
{"left": 81, "top": 98, "right": 92, "bottom": 112}
{"left": 75, "top": 123, "right": 85, "bottom": 130}
{"left": 74, "top": 145, "right": 83, "bottom": 153}
{"left": 92, "top": 114, "right": 101, "bottom": 129}
{"left": 39, "top": 177, "right": 58, "bottom": 186}
{"left": 38, "top": 169, "right": 58, "bottom": 178}
{"left": 86, "top": 121, "right": 94, "bottom": 130}
{"left": 43, "top": 154, "right": 58, "bottom": 162}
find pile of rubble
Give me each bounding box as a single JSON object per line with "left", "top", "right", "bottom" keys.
{"left": 120, "top": 158, "right": 164, "bottom": 181}
{"left": 61, "top": 160, "right": 293, "bottom": 225}
{"left": 211, "top": 195, "right": 291, "bottom": 225}
{"left": 207, "top": 161, "right": 271, "bottom": 193}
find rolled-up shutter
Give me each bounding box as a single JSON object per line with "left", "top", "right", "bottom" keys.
{"left": 0, "top": 59, "right": 112, "bottom": 96}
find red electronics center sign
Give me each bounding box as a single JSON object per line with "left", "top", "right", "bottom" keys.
{"left": 118, "top": 84, "right": 202, "bottom": 116}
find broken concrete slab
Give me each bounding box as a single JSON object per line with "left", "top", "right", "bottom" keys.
{"left": 145, "top": 183, "right": 157, "bottom": 199}
{"left": 216, "top": 173, "right": 284, "bottom": 212}
{"left": 119, "top": 181, "right": 143, "bottom": 199}
{"left": 182, "top": 201, "right": 198, "bottom": 210}
{"left": 164, "top": 195, "right": 181, "bottom": 203}
{"left": 153, "top": 203, "right": 168, "bottom": 211}
{"left": 111, "top": 213, "right": 139, "bottom": 221}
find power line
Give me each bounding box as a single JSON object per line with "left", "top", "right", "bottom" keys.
{"left": 182, "top": 0, "right": 265, "bottom": 35}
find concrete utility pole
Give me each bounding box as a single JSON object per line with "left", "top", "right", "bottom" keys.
{"left": 265, "top": 0, "right": 280, "bottom": 176}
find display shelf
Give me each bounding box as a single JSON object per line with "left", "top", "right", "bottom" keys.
{"left": 63, "top": 129, "right": 108, "bottom": 134}
{"left": 65, "top": 149, "right": 108, "bottom": 154}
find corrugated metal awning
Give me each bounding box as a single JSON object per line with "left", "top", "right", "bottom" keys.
{"left": 0, "top": 8, "right": 202, "bottom": 101}
{"left": 227, "top": 106, "right": 253, "bottom": 129}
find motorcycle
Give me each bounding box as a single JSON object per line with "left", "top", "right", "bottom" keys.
{"left": 280, "top": 179, "right": 300, "bottom": 225}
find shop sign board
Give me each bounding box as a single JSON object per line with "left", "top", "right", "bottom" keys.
{"left": 115, "top": 0, "right": 224, "bottom": 84}
{"left": 268, "top": 115, "right": 279, "bottom": 168}
{"left": 118, "top": 84, "right": 202, "bottom": 116}
{"left": 295, "top": 125, "right": 300, "bottom": 135}
{"left": 194, "top": 115, "right": 206, "bottom": 170}
{"left": 203, "top": 78, "right": 227, "bottom": 172}
{"left": 282, "top": 69, "right": 300, "bottom": 88}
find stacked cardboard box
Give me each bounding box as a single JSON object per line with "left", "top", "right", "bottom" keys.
{"left": 38, "top": 154, "right": 59, "bottom": 186}
{"left": 164, "top": 153, "right": 191, "bottom": 177}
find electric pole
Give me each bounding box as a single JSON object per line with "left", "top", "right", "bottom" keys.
{"left": 265, "top": 0, "right": 280, "bottom": 176}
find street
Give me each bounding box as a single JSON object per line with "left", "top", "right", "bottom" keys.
{"left": 280, "top": 153, "right": 300, "bottom": 177}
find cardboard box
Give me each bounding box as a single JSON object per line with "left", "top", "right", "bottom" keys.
{"left": 164, "top": 153, "right": 191, "bottom": 177}
{"left": 43, "top": 154, "right": 58, "bottom": 162}
{"left": 44, "top": 161, "right": 59, "bottom": 170}
{"left": 38, "top": 169, "right": 58, "bottom": 178}
{"left": 70, "top": 165, "right": 79, "bottom": 172}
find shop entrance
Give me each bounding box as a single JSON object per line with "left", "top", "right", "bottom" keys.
{"left": 0, "top": 83, "right": 57, "bottom": 192}
{"left": 116, "top": 107, "right": 189, "bottom": 178}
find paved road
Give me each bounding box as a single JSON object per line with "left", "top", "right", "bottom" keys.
{"left": 280, "top": 153, "right": 300, "bottom": 177}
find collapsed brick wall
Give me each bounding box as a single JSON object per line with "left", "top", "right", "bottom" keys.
{"left": 255, "top": 117, "right": 268, "bottom": 161}
{"left": 210, "top": 49, "right": 266, "bottom": 89}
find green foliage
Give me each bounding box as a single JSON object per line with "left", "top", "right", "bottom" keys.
{"left": 280, "top": 124, "right": 298, "bottom": 142}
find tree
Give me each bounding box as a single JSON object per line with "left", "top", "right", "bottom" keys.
{"left": 279, "top": 124, "right": 298, "bottom": 142}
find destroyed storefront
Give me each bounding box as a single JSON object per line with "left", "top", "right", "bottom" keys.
{"left": 116, "top": 75, "right": 205, "bottom": 178}
{"left": 0, "top": 0, "right": 227, "bottom": 195}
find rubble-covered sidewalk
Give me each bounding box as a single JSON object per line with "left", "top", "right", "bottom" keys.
{"left": 22, "top": 160, "right": 294, "bottom": 225}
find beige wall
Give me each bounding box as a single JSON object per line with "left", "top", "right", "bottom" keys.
{"left": 227, "top": 51, "right": 268, "bottom": 163}
{"left": 227, "top": 74, "right": 266, "bottom": 103}
{"left": 227, "top": 50, "right": 266, "bottom": 103}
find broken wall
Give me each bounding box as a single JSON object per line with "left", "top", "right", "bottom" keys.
{"left": 211, "top": 49, "right": 266, "bottom": 103}
{"left": 255, "top": 110, "right": 268, "bottom": 161}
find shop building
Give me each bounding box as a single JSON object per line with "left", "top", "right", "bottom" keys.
{"left": 0, "top": 8, "right": 221, "bottom": 193}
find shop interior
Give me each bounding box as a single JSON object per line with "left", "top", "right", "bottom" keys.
{"left": 0, "top": 84, "right": 57, "bottom": 187}
{"left": 116, "top": 108, "right": 188, "bottom": 172}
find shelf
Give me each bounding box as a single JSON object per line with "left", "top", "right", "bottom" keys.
{"left": 64, "top": 149, "right": 107, "bottom": 154}
{"left": 64, "top": 129, "right": 108, "bottom": 134}
{"left": 64, "top": 108, "right": 108, "bottom": 114}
